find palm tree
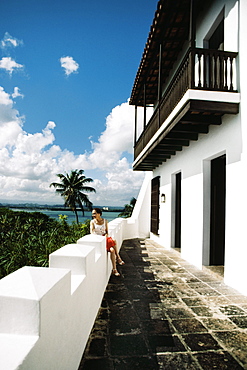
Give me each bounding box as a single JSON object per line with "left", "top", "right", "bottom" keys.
{"left": 50, "top": 169, "right": 96, "bottom": 223}
{"left": 118, "top": 197, "right": 136, "bottom": 218}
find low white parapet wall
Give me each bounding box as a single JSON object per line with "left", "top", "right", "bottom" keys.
{"left": 0, "top": 217, "right": 134, "bottom": 370}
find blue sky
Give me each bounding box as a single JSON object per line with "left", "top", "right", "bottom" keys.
{"left": 0, "top": 0, "right": 155, "bottom": 206}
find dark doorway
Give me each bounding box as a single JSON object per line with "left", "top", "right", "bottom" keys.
{"left": 208, "top": 18, "right": 224, "bottom": 50}
{"left": 210, "top": 155, "right": 226, "bottom": 265}
{"left": 175, "top": 172, "right": 181, "bottom": 249}
{"left": 151, "top": 176, "right": 160, "bottom": 235}
{"left": 204, "top": 17, "right": 224, "bottom": 88}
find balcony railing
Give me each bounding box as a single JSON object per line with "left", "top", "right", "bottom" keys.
{"left": 134, "top": 47, "right": 238, "bottom": 159}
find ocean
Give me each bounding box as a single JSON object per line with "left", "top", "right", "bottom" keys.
{"left": 10, "top": 208, "right": 121, "bottom": 224}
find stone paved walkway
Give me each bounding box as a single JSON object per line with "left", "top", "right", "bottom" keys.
{"left": 78, "top": 239, "right": 247, "bottom": 369}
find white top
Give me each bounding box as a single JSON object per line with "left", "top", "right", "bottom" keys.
{"left": 92, "top": 219, "right": 106, "bottom": 236}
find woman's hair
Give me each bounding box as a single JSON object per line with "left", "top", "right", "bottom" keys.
{"left": 93, "top": 207, "right": 102, "bottom": 215}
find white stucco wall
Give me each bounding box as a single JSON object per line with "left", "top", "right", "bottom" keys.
{"left": 142, "top": 0, "right": 247, "bottom": 296}
{"left": 197, "top": 0, "right": 239, "bottom": 51}
{"left": 127, "top": 171, "right": 152, "bottom": 239}
{"left": 224, "top": 161, "right": 247, "bottom": 294}
{"left": 158, "top": 183, "right": 172, "bottom": 248}
{"left": 149, "top": 109, "right": 247, "bottom": 295}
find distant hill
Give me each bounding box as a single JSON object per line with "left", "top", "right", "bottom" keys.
{"left": 0, "top": 202, "right": 124, "bottom": 212}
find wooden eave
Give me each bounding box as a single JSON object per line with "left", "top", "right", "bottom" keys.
{"left": 129, "top": 0, "right": 213, "bottom": 107}
{"left": 133, "top": 100, "right": 239, "bottom": 171}
{"left": 129, "top": 0, "right": 191, "bottom": 106}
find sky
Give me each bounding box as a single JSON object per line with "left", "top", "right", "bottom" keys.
{"left": 0, "top": 0, "right": 155, "bottom": 206}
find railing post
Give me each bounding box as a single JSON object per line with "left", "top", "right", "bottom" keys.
{"left": 134, "top": 105, "right": 137, "bottom": 145}
{"left": 198, "top": 52, "right": 202, "bottom": 88}
{"left": 158, "top": 43, "right": 163, "bottom": 127}
{"left": 214, "top": 53, "right": 218, "bottom": 89}
{"left": 158, "top": 43, "right": 163, "bottom": 103}
{"left": 229, "top": 56, "right": 234, "bottom": 91}
{"left": 224, "top": 56, "right": 228, "bottom": 90}
{"left": 219, "top": 54, "right": 224, "bottom": 90}
{"left": 143, "top": 84, "right": 146, "bottom": 130}
{"left": 203, "top": 51, "right": 207, "bottom": 88}
{"left": 190, "top": 48, "right": 195, "bottom": 88}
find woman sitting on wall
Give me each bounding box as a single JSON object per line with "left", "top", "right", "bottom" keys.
{"left": 90, "top": 208, "right": 125, "bottom": 276}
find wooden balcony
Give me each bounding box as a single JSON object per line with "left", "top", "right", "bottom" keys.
{"left": 133, "top": 47, "right": 239, "bottom": 171}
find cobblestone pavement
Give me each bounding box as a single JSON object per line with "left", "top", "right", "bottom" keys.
{"left": 78, "top": 239, "right": 247, "bottom": 369}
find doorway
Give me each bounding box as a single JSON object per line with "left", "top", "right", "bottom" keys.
{"left": 208, "top": 17, "right": 224, "bottom": 50}
{"left": 210, "top": 155, "right": 226, "bottom": 265}
{"left": 175, "top": 172, "right": 181, "bottom": 249}
{"left": 151, "top": 176, "right": 160, "bottom": 235}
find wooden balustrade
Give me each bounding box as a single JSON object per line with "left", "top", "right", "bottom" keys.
{"left": 134, "top": 48, "right": 238, "bottom": 159}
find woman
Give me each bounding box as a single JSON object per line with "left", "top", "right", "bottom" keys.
{"left": 90, "top": 208, "right": 125, "bottom": 276}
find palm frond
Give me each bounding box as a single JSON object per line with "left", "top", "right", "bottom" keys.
{"left": 49, "top": 169, "right": 96, "bottom": 223}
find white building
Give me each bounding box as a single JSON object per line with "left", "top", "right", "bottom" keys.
{"left": 130, "top": 0, "right": 247, "bottom": 296}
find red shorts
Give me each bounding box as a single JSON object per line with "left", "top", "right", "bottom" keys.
{"left": 106, "top": 237, "right": 116, "bottom": 252}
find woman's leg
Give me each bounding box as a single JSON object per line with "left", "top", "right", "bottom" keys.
{"left": 110, "top": 247, "right": 120, "bottom": 276}
{"left": 112, "top": 242, "right": 125, "bottom": 264}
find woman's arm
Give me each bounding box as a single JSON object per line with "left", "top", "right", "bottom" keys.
{"left": 90, "top": 220, "right": 95, "bottom": 234}
{"left": 105, "top": 219, "right": 108, "bottom": 237}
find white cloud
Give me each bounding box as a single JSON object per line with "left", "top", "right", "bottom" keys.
{"left": 0, "top": 33, "right": 24, "bottom": 76}
{"left": 0, "top": 86, "right": 13, "bottom": 106}
{"left": 12, "top": 87, "right": 24, "bottom": 99}
{"left": 0, "top": 88, "right": 152, "bottom": 206}
{"left": 0, "top": 86, "right": 23, "bottom": 148}
{"left": 81, "top": 101, "right": 153, "bottom": 205}
{"left": 0, "top": 57, "right": 23, "bottom": 75}
{"left": 0, "top": 32, "right": 23, "bottom": 50}
{"left": 60, "top": 56, "right": 79, "bottom": 76}
{"left": 88, "top": 101, "right": 152, "bottom": 170}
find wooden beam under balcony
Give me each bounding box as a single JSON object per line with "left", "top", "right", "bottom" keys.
{"left": 180, "top": 113, "right": 222, "bottom": 125}
{"left": 148, "top": 154, "right": 172, "bottom": 160}
{"left": 189, "top": 100, "right": 239, "bottom": 115}
{"left": 158, "top": 143, "right": 183, "bottom": 151}
{"left": 173, "top": 123, "right": 209, "bottom": 134}
{"left": 161, "top": 138, "right": 190, "bottom": 147}
{"left": 133, "top": 99, "right": 239, "bottom": 170}
{"left": 162, "top": 138, "right": 190, "bottom": 146}
{"left": 143, "top": 161, "right": 164, "bottom": 165}
{"left": 142, "top": 160, "right": 164, "bottom": 166}
{"left": 152, "top": 148, "right": 176, "bottom": 155}
{"left": 166, "top": 131, "right": 198, "bottom": 141}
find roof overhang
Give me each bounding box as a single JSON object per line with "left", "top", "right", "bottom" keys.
{"left": 129, "top": 0, "right": 211, "bottom": 107}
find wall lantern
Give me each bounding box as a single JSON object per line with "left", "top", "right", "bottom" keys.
{"left": 161, "top": 193, "right": 166, "bottom": 203}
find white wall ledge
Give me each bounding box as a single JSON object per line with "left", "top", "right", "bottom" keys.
{"left": 0, "top": 334, "right": 38, "bottom": 370}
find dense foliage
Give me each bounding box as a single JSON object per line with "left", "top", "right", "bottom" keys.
{"left": 0, "top": 208, "right": 90, "bottom": 279}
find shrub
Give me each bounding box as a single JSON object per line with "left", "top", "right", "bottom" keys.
{"left": 0, "top": 208, "right": 90, "bottom": 279}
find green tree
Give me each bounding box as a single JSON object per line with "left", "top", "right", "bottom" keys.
{"left": 118, "top": 197, "right": 136, "bottom": 218}
{"left": 0, "top": 208, "right": 91, "bottom": 278}
{"left": 50, "top": 169, "right": 96, "bottom": 223}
